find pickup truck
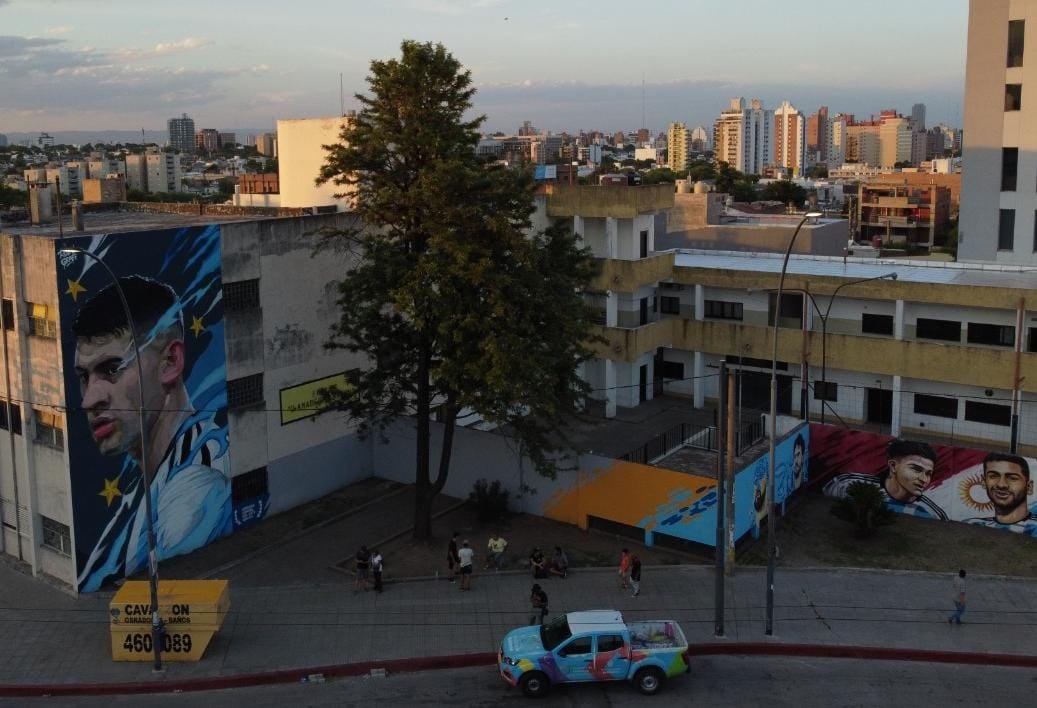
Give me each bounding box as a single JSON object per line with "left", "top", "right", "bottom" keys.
{"left": 498, "top": 610, "right": 689, "bottom": 697}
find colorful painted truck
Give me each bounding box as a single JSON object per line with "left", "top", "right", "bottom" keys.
{"left": 498, "top": 610, "right": 690, "bottom": 697}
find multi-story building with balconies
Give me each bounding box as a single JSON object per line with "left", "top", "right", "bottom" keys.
{"left": 856, "top": 181, "right": 952, "bottom": 248}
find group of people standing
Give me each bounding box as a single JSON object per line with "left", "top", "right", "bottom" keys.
{"left": 445, "top": 531, "right": 571, "bottom": 589}
{"left": 353, "top": 545, "right": 384, "bottom": 593}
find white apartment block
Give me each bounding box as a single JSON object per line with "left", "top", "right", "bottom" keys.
{"left": 827, "top": 114, "right": 848, "bottom": 167}
{"left": 960, "top": 0, "right": 1037, "bottom": 264}
{"left": 713, "top": 98, "right": 772, "bottom": 175}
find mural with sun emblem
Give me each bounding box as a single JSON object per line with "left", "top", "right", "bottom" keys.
{"left": 812, "top": 425, "right": 1037, "bottom": 537}
{"left": 55, "top": 227, "right": 233, "bottom": 592}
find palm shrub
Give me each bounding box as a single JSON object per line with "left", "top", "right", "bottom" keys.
{"left": 830, "top": 482, "right": 896, "bottom": 538}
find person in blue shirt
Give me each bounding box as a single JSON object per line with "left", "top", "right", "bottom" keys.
{"left": 73, "top": 276, "right": 231, "bottom": 592}
{"left": 823, "top": 439, "right": 947, "bottom": 520}
{"left": 966, "top": 453, "right": 1037, "bottom": 537}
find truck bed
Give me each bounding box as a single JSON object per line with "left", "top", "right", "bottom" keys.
{"left": 627, "top": 620, "right": 687, "bottom": 650}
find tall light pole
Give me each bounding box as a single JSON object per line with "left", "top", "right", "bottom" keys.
{"left": 58, "top": 245, "right": 165, "bottom": 673}
{"left": 766, "top": 211, "right": 821, "bottom": 636}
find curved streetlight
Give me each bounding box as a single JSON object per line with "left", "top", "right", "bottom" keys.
{"left": 766, "top": 211, "right": 821, "bottom": 636}
{"left": 58, "top": 245, "right": 164, "bottom": 673}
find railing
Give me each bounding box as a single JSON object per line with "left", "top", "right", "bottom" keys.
{"left": 618, "top": 415, "right": 766, "bottom": 465}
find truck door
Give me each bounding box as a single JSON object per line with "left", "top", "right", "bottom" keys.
{"left": 555, "top": 635, "right": 595, "bottom": 682}
{"left": 593, "top": 634, "right": 630, "bottom": 680}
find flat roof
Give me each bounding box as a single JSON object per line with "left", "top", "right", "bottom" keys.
{"left": 671, "top": 249, "right": 1037, "bottom": 291}
{"left": 0, "top": 209, "right": 272, "bottom": 239}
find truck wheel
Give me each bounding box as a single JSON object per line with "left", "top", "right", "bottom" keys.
{"left": 519, "top": 671, "right": 550, "bottom": 698}
{"left": 634, "top": 667, "right": 665, "bottom": 696}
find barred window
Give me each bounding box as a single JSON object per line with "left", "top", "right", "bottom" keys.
{"left": 227, "top": 373, "right": 264, "bottom": 409}
{"left": 34, "top": 409, "right": 64, "bottom": 450}
{"left": 41, "top": 515, "right": 72, "bottom": 556}
{"left": 0, "top": 401, "right": 21, "bottom": 435}
{"left": 704, "top": 300, "right": 743, "bottom": 321}
{"left": 232, "top": 466, "right": 269, "bottom": 502}
{"left": 26, "top": 302, "right": 56, "bottom": 339}
{"left": 223, "top": 279, "right": 260, "bottom": 313}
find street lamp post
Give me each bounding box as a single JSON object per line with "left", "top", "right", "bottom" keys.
{"left": 766, "top": 211, "right": 821, "bottom": 636}
{"left": 58, "top": 245, "right": 165, "bottom": 673}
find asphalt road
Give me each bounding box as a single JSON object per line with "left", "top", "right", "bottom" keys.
{"left": 16, "top": 656, "right": 1037, "bottom": 708}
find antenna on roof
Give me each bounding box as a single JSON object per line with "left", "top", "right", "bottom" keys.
{"left": 642, "top": 73, "right": 646, "bottom": 132}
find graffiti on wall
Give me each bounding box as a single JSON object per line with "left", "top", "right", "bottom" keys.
{"left": 540, "top": 425, "right": 810, "bottom": 548}
{"left": 57, "top": 227, "right": 239, "bottom": 592}
{"left": 813, "top": 425, "right": 1037, "bottom": 537}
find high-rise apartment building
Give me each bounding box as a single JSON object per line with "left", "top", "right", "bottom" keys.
{"left": 806, "top": 106, "right": 829, "bottom": 165}
{"left": 911, "top": 102, "right": 927, "bottom": 131}
{"left": 690, "top": 126, "right": 709, "bottom": 152}
{"left": 196, "top": 128, "right": 221, "bottom": 153}
{"left": 712, "top": 98, "right": 772, "bottom": 175}
{"left": 773, "top": 100, "right": 806, "bottom": 176}
{"left": 960, "top": 0, "right": 1037, "bottom": 263}
{"left": 878, "top": 110, "right": 915, "bottom": 167}
{"left": 827, "top": 113, "right": 848, "bottom": 167}
{"left": 0, "top": 133, "right": 7, "bottom": 147}
{"left": 256, "top": 132, "right": 277, "bottom": 157}
{"left": 667, "top": 122, "right": 691, "bottom": 173}
{"left": 846, "top": 122, "right": 881, "bottom": 166}
{"left": 168, "top": 113, "right": 195, "bottom": 153}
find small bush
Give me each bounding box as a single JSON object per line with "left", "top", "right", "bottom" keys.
{"left": 469, "top": 478, "right": 510, "bottom": 524}
{"left": 830, "top": 481, "right": 896, "bottom": 538}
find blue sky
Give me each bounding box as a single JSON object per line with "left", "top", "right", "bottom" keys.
{"left": 0, "top": 0, "right": 968, "bottom": 135}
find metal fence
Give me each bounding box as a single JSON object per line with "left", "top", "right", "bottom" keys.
{"left": 619, "top": 415, "right": 765, "bottom": 465}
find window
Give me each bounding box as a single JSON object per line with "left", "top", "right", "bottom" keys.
{"left": 861, "top": 313, "right": 894, "bottom": 336}
{"left": 914, "top": 394, "right": 958, "bottom": 419}
{"left": 1008, "top": 19, "right": 1025, "bottom": 67}
{"left": 639, "top": 230, "right": 649, "bottom": 259}
{"left": 964, "top": 401, "right": 1011, "bottom": 427}
{"left": 1, "top": 299, "right": 13, "bottom": 331}
{"left": 0, "top": 401, "right": 22, "bottom": 435}
{"left": 1002, "top": 148, "right": 1018, "bottom": 191}
{"left": 661, "top": 360, "right": 684, "bottom": 380}
{"left": 916, "top": 318, "right": 960, "bottom": 342}
{"left": 559, "top": 637, "right": 593, "bottom": 656}
{"left": 223, "top": 279, "right": 260, "bottom": 312}
{"left": 659, "top": 296, "right": 680, "bottom": 315}
{"left": 41, "top": 515, "right": 72, "bottom": 556}
{"left": 967, "top": 322, "right": 1015, "bottom": 347}
{"left": 597, "top": 635, "right": 625, "bottom": 652}
{"left": 768, "top": 292, "right": 803, "bottom": 326}
{"left": 999, "top": 208, "right": 1016, "bottom": 251}
{"left": 1033, "top": 210, "right": 1037, "bottom": 253}
{"left": 25, "top": 302, "right": 56, "bottom": 339}
{"left": 813, "top": 380, "right": 838, "bottom": 402}
{"left": 33, "top": 409, "right": 64, "bottom": 450}
{"left": 1029, "top": 327, "right": 1037, "bottom": 353}
{"left": 704, "top": 300, "right": 743, "bottom": 321}
{"left": 227, "top": 373, "right": 264, "bottom": 409}
{"left": 232, "top": 466, "right": 269, "bottom": 502}
{"left": 1006, "top": 84, "right": 1023, "bottom": 111}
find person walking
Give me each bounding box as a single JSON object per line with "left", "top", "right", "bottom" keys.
{"left": 629, "top": 555, "right": 642, "bottom": 597}
{"left": 486, "top": 532, "right": 508, "bottom": 570}
{"left": 529, "top": 583, "right": 549, "bottom": 625}
{"left": 949, "top": 569, "right": 967, "bottom": 625}
{"left": 354, "top": 545, "right": 371, "bottom": 593}
{"left": 618, "top": 548, "right": 631, "bottom": 589}
{"left": 371, "top": 548, "right": 384, "bottom": 593}
{"left": 447, "top": 532, "right": 460, "bottom": 583}
{"left": 458, "top": 540, "right": 475, "bottom": 591}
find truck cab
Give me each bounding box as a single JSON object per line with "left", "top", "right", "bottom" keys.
{"left": 498, "top": 609, "right": 689, "bottom": 697}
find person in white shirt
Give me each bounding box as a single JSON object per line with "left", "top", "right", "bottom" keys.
{"left": 457, "top": 540, "right": 475, "bottom": 591}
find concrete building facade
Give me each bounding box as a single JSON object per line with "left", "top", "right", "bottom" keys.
{"left": 276, "top": 116, "right": 353, "bottom": 211}
{"left": 713, "top": 98, "right": 772, "bottom": 175}
{"left": 167, "top": 113, "right": 196, "bottom": 154}
{"left": 774, "top": 100, "right": 807, "bottom": 177}
{"left": 667, "top": 122, "right": 690, "bottom": 173}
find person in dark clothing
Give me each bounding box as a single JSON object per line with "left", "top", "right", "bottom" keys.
{"left": 371, "top": 548, "right": 384, "bottom": 593}
{"left": 447, "top": 532, "right": 460, "bottom": 583}
{"left": 630, "top": 555, "right": 642, "bottom": 597}
{"left": 529, "top": 584, "right": 549, "bottom": 625}
{"left": 529, "top": 547, "right": 547, "bottom": 579}
{"left": 354, "top": 545, "right": 371, "bottom": 592}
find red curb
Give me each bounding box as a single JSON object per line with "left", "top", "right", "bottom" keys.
{"left": 1, "top": 643, "right": 1034, "bottom": 697}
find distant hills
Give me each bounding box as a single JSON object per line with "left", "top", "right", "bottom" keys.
{"left": 1, "top": 130, "right": 272, "bottom": 146}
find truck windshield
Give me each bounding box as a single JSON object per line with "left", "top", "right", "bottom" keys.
{"left": 540, "top": 616, "right": 572, "bottom": 650}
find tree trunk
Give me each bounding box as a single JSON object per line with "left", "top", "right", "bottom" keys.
{"left": 413, "top": 339, "right": 433, "bottom": 540}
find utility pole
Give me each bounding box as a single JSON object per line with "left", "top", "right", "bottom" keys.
{"left": 713, "top": 362, "right": 727, "bottom": 637}
{"left": 725, "top": 365, "right": 736, "bottom": 575}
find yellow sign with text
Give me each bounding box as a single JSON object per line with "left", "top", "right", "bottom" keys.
{"left": 279, "top": 372, "right": 353, "bottom": 425}
{"left": 109, "top": 580, "right": 229, "bottom": 662}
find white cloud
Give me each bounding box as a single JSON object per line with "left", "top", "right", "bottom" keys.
{"left": 44, "top": 25, "right": 73, "bottom": 35}
{"left": 152, "top": 37, "right": 210, "bottom": 55}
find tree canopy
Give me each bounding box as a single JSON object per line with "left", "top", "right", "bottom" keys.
{"left": 317, "top": 40, "right": 599, "bottom": 538}
{"left": 760, "top": 179, "right": 808, "bottom": 208}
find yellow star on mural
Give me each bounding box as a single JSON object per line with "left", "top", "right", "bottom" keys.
{"left": 65, "top": 278, "right": 87, "bottom": 302}
{"left": 98, "top": 478, "right": 122, "bottom": 507}
{"left": 190, "top": 316, "right": 205, "bottom": 337}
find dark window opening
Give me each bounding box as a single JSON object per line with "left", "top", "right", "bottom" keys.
{"left": 964, "top": 401, "right": 1011, "bottom": 427}
{"left": 223, "top": 279, "right": 260, "bottom": 312}
{"left": 1008, "top": 19, "right": 1025, "bottom": 67}
{"left": 228, "top": 373, "right": 264, "bottom": 409}
{"left": 726, "top": 356, "right": 788, "bottom": 371}
{"left": 861, "top": 313, "right": 894, "bottom": 335}
{"left": 661, "top": 360, "right": 684, "bottom": 379}
{"left": 659, "top": 296, "right": 680, "bottom": 315}
{"left": 232, "top": 466, "right": 269, "bottom": 502}
{"left": 999, "top": 208, "right": 1016, "bottom": 251}
{"left": 597, "top": 635, "right": 625, "bottom": 652}
{"left": 1002, "top": 148, "right": 1018, "bottom": 191}
{"left": 813, "top": 380, "right": 838, "bottom": 402}
{"left": 559, "top": 637, "right": 593, "bottom": 656}
{"left": 1029, "top": 327, "right": 1037, "bottom": 353}
{"left": 768, "top": 292, "right": 803, "bottom": 326}
{"left": 1, "top": 299, "right": 13, "bottom": 331}
{"left": 967, "top": 322, "right": 1015, "bottom": 347}
{"left": 704, "top": 300, "right": 743, "bottom": 320}
{"left": 1006, "top": 84, "right": 1023, "bottom": 111}
{"left": 639, "top": 230, "right": 649, "bottom": 258}
{"left": 916, "top": 318, "right": 961, "bottom": 342}
{"left": 914, "top": 394, "right": 958, "bottom": 419}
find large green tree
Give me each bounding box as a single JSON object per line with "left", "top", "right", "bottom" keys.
{"left": 760, "top": 179, "right": 808, "bottom": 208}
{"left": 318, "top": 41, "right": 599, "bottom": 539}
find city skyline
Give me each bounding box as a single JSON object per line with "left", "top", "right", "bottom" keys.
{"left": 0, "top": 0, "right": 967, "bottom": 134}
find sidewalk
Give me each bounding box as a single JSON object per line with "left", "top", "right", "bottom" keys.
{"left": 2, "top": 559, "right": 1037, "bottom": 688}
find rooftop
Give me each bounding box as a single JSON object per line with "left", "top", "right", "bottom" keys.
{"left": 671, "top": 249, "right": 1037, "bottom": 291}
{"left": 0, "top": 207, "right": 276, "bottom": 239}
{"left": 567, "top": 610, "right": 624, "bottom": 633}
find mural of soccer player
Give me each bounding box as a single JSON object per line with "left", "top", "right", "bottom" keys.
{"left": 966, "top": 453, "right": 1037, "bottom": 537}
{"left": 73, "top": 276, "right": 231, "bottom": 591}
{"left": 823, "top": 438, "right": 947, "bottom": 520}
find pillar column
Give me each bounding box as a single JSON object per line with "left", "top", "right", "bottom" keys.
{"left": 891, "top": 374, "right": 903, "bottom": 437}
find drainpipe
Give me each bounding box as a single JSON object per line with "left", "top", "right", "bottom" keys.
{"left": 1011, "top": 297, "right": 1025, "bottom": 453}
